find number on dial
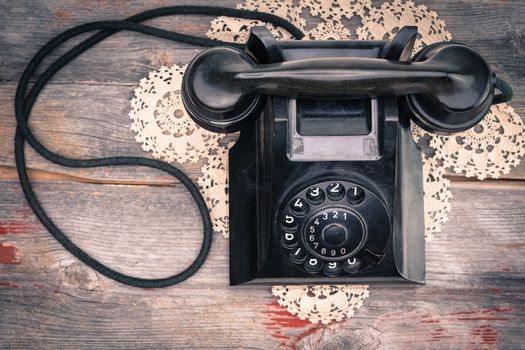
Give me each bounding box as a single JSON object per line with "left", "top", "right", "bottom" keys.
{"left": 281, "top": 214, "right": 296, "bottom": 229}
{"left": 326, "top": 182, "right": 345, "bottom": 200}
{"left": 290, "top": 198, "right": 309, "bottom": 215}
{"left": 306, "top": 187, "right": 325, "bottom": 205}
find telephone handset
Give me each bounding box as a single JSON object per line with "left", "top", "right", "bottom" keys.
{"left": 183, "top": 27, "right": 494, "bottom": 134}
{"left": 181, "top": 26, "right": 507, "bottom": 285}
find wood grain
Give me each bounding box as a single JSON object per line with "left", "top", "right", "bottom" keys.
{"left": 0, "top": 1, "right": 524, "bottom": 349}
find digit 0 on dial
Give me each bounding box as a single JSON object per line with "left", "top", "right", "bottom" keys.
{"left": 304, "top": 208, "right": 365, "bottom": 261}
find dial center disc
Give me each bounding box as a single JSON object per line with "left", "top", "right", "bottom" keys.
{"left": 322, "top": 223, "right": 348, "bottom": 247}
{"left": 303, "top": 208, "right": 365, "bottom": 261}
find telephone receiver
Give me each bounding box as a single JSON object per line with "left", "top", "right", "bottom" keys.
{"left": 182, "top": 28, "right": 498, "bottom": 134}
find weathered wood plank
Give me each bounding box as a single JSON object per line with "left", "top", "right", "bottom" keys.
{"left": 0, "top": 180, "right": 523, "bottom": 349}
{"left": 0, "top": 0, "right": 244, "bottom": 89}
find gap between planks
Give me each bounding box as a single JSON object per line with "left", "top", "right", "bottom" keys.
{"left": 0, "top": 80, "right": 139, "bottom": 86}
{"left": 0, "top": 165, "right": 181, "bottom": 187}
{"left": 1, "top": 165, "right": 524, "bottom": 189}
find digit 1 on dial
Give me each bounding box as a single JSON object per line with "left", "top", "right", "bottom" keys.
{"left": 347, "top": 186, "right": 365, "bottom": 204}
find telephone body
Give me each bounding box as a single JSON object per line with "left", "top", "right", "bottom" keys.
{"left": 181, "top": 26, "right": 500, "bottom": 285}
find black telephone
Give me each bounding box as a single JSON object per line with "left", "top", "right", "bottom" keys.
{"left": 181, "top": 26, "right": 505, "bottom": 285}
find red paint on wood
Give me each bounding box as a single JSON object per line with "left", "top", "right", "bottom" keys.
{"left": 0, "top": 209, "right": 39, "bottom": 235}
{"left": 421, "top": 319, "right": 441, "bottom": 323}
{"left": 262, "top": 302, "right": 326, "bottom": 349}
{"left": 14, "top": 209, "right": 33, "bottom": 219}
{"left": 0, "top": 221, "right": 39, "bottom": 236}
{"left": 0, "top": 222, "right": 35, "bottom": 235}
{"left": 482, "top": 307, "right": 511, "bottom": 314}
{"left": 263, "top": 302, "right": 311, "bottom": 329}
{"left": 457, "top": 317, "right": 509, "bottom": 321}
{"left": 472, "top": 324, "right": 499, "bottom": 346}
{"left": 0, "top": 282, "right": 20, "bottom": 288}
{"left": 499, "top": 267, "right": 512, "bottom": 271}
{"left": 270, "top": 333, "right": 290, "bottom": 340}
{"left": 418, "top": 307, "right": 510, "bottom": 348}
{"left": 444, "top": 310, "right": 477, "bottom": 316}
{"left": 0, "top": 243, "right": 21, "bottom": 264}
{"left": 0, "top": 282, "right": 50, "bottom": 290}
{"left": 444, "top": 307, "right": 511, "bottom": 317}
{"left": 428, "top": 327, "right": 455, "bottom": 342}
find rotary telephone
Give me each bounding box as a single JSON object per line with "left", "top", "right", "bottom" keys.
{"left": 16, "top": 7, "right": 512, "bottom": 288}
{"left": 181, "top": 25, "right": 507, "bottom": 285}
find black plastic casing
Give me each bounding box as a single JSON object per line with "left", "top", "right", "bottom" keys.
{"left": 228, "top": 30, "right": 425, "bottom": 285}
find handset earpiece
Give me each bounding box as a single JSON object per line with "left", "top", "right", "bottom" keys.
{"left": 405, "top": 42, "right": 494, "bottom": 133}
{"left": 182, "top": 47, "right": 267, "bottom": 132}
{"left": 182, "top": 41, "right": 496, "bottom": 133}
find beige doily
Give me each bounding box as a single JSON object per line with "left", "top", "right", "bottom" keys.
{"left": 207, "top": 0, "right": 303, "bottom": 43}
{"left": 356, "top": 0, "right": 452, "bottom": 51}
{"left": 129, "top": 65, "right": 232, "bottom": 237}
{"left": 422, "top": 156, "right": 452, "bottom": 237}
{"left": 271, "top": 285, "right": 369, "bottom": 325}
{"left": 207, "top": 0, "right": 371, "bottom": 41}
{"left": 128, "top": 0, "right": 523, "bottom": 326}
{"left": 299, "top": 0, "right": 371, "bottom": 22}
{"left": 197, "top": 148, "right": 231, "bottom": 235}
{"left": 308, "top": 21, "right": 352, "bottom": 40}
{"left": 430, "top": 104, "right": 525, "bottom": 180}
{"left": 129, "top": 65, "right": 221, "bottom": 164}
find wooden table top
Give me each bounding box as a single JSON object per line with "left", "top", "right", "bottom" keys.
{"left": 0, "top": 1, "right": 523, "bottom": 349}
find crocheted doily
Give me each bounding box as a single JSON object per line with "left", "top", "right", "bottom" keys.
{"left": 430, "top": 104, "right": 524, "bottom": 180}
{"left": 271, "top": 285, "right": 369, "bottom": 325}
{"left": 129, "top": 65, "right": 233, "bottom": 237}
{"left": 356, "top": 0, "right": 452, "bottom": 51}
{"left": 421, "top": 156, "right": 452, "bottom": 236}
{"left": 128, "top": 0, "right": 524, "bottom": 326}
{"left": 208, "top": 0, "right": 370, "bottom": 41}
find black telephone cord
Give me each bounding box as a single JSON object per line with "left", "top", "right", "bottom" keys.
{"left": 14, "top": 6, "right": 304, "bottom": 288}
